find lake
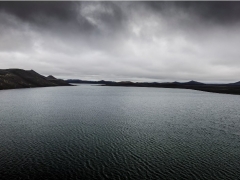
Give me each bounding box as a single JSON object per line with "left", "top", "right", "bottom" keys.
{"left": 0, "top": 85, "right": 240, "bottom": 179}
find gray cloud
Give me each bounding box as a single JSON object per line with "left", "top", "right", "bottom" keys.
{"left": 1, "top": 2, "right": 240, "bottom": 83}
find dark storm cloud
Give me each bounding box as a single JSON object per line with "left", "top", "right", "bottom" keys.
{"left": 143, "top": 1, "right": 240, "bottom": 24}
{"left": 0, "top": 1, "right": 76, "bottom": 22}
{"left": 1, "top": 1, "right": 240, "bottom": 82}
{"left": 0, "top": 1, "right": 126, "bottom": 34}
{"left": 1, "top": 1, "right": 240, "bottom": 30}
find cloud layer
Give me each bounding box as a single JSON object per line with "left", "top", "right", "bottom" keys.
{"left": 1, "top": 2, "right": 240, "bottom": 82}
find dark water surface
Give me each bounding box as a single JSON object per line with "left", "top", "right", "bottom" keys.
{"left": 0, "top": 85, "right": 240, "bottom": 179}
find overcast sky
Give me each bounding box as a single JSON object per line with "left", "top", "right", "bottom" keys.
{"left": 0, "top": 1, "right": 240, "bottom": 82}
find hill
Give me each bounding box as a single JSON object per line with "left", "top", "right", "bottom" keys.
{"left": 0, "top": 69, "right": 71, "bottom": 90}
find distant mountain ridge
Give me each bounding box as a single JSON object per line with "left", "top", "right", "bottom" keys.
{"left": 66, "top": 79, "right": 115, "bottom": 84}
{"left": 182, "top": 80, "right": 205, "bottom": 85}
{"left": 2, "top": 69, "right": 240, "bottom": 95}
{"left": 228, "top": 81, "right": 240, "bottom": 86}
{"left": 67, "top": 78, "right": 240, "bottom": 87}
{"left": 101, "top": 80, "right": 240, "bottom": 95}
{"left": 0, "top": 69, "right": 71, "bottom": 90}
